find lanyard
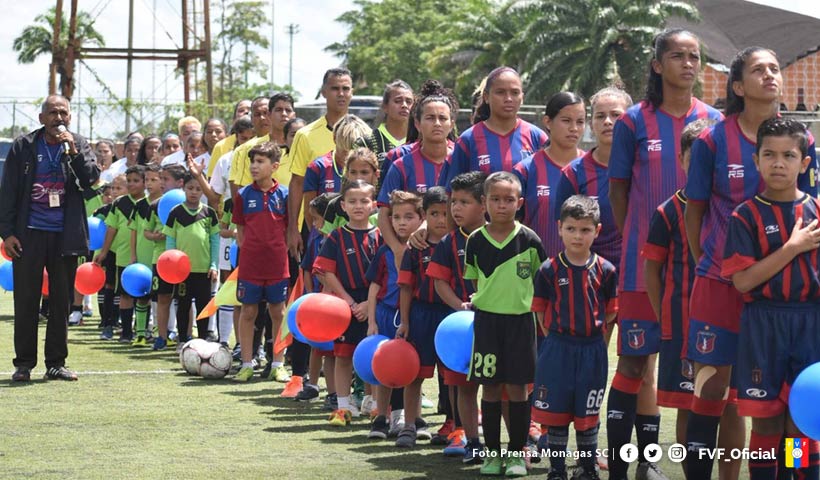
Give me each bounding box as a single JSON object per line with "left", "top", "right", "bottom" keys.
{"left": 41, "top": 137, "right": 62, "bottom": 183}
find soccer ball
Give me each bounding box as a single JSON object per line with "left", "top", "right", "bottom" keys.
{"left": 179, "top": 339, "right": 232, "bottom": 379}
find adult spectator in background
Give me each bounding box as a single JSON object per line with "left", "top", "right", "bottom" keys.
{"left": 0, "top": 95, "right": 100, "bottom": 381}
{"left": 94, "top": 139, "right": 116, "bottom": 173}
{"left": 100, "top": 135, "right": 141, "bottom": 184}
{"left": 161, "top": 116, "right": 202, "bottom": 167}
{"left": 227, "top": 97, "right": 271, "bottom": 197}
{"left": 287, "top": 68, "right": 353, "bottom": 257}
{"left": 229, "top": 93, "right": 295, "bottom": 197}
{"left": 206, "top": 99, "right": 252, "bottom": 178}
{"left": 191, "top": 115, "right": 255, "bottom": 210}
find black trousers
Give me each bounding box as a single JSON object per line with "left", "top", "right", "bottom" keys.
{"left": 13, "top": 228, "right": 76, "bottom": 369}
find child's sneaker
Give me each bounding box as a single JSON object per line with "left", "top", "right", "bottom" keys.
{"left": 99, "top": 327, "right": 113, "bottom": 340}
{"left": 131, "top": 336, "right": 148, "bottom": 347}
{"left": 68, "top": 311, "right": 83, "bottom": 326}
{"left": 281, "top": 375, "right": 302, "bottom": 397}
{"left": 82, "top": 308, "right": 94, "bottom": 317}
{"left": 443, "top": 428, "right": 467, "bottom": 456}
{"left": 480, "top": 453, "right": 504, "bottom": 475}
{"left": 572, "top": 467, "right": 601, "bottom": 480}
{"left": 322, "top": 393, "right": 338, "bottom": 411}
{"left": 395, "top": 424, "right": 417, "bottom": 448}
{"left": 415, "top": 418, "right": 432, "bottom": 440}
{"left": 152, "top": 337, "right": 167, "bottom": 351}
{"left": 271, "top": 365, "right": 290, "bottom": 383}
{"left": 233, "top": 366, "right": 254, "bottom": 382}
{"left": 295, "top": 384, "right": 320, "bottom": 402}
{"left": 328, "top": 409, "right": 352, "bottom": 427}
{"left": 547, "top": 471, "right": 568, "bottom": 480}
{"left": 118, "top": 335, "right": 133, "bottom": 344}
{"left": 431, "top": 419, "right": 454, "bottom": 445}
{"left": 351, "top": 390, "right": 364, "bottom": 410}
{"left": 346, "top": 403, "right": 361, "bottom": 418}
{"left": 360, "top": 395, "right": 375, "bottom": 417}
{"left": 388, "top": 409, "right": 405, "bottom": 437}
{"left": 463, "top": 439, "right": 485, "bottom": 465}
{"left": 421, "top": 393, "right": 435, "bottom": 409}
{"left": 505, "top": 456, "right": 527, "bottom": 477}
{"left": 368, "top": 415, "right": 389, "bottom": 439}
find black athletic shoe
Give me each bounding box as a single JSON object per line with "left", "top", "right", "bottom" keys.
{"left": 44, "top": 366, "right": 78, "bottom": 381}
{"left": 12, "top": 367, "right": 31, "bottom": 382}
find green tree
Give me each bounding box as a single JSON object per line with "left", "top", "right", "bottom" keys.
{"left": 212, "top": 0, "right": 271, "bottom": 102}
{"left": 510, "top": 0, "right": 699, "bottom": 101}
{"left": 12, "top": 6, "right": 104, "bottom": 99}
{"left": 326, "top": 0, "right": 488, "bottom": 99}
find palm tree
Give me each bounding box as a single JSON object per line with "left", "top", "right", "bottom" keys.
{"left": 509, "top": 0, "right": 698, "bottom": 102}
{"left": 12, "top": 6, "right": 104, "bottom": 99}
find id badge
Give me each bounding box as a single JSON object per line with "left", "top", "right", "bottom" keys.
{"left": 49, "top": 192, "right": 61, "bottom": 208}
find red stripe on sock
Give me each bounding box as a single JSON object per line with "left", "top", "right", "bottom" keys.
{"left": 612, "top": 372, "right": 642, "bottom": 394}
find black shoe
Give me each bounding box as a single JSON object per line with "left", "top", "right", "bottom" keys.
{"left": 12, "top": 367, "right": 31, "bottom": 382}
{"left": 368, "top": 415, "right": 389, "bottom": 439}
{"left": 44, "top": 366, "right": 78, "bottom": 381}
{"left": 260, "top": 363, "right": 272, "bottom": 379}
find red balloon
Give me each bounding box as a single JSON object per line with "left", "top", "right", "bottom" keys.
{"left": 75, "top": 262, "right": 106, "bottom": 295}
{"left": 157, "top": 249, "right": 191, "bottom": 284}
{"left": 41, "top": 269, "right": 49, "bottom": 296}
{"left": 371, "top": 339, "right": 420, "bottom": 388}
{"left": 295, "top": 293, "right": 351, "bottom": 343}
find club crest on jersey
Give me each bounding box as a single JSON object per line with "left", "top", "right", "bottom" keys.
{"left": 627, "top": 329, "right": 645, "bottom": 349}
{"left": 516, "top": 261, "right": 532, "bottom": 279}
{"left": 248, "top": 199, "right": 257, "bottom": 209}
{"left": 415, "top": 184, "right": 428, "bottom": 193}
{"left": 752, "top": 367, "right": 762, "bottom": 385}
{"left": 536, "top": 185, "right": 550, "bottom": 197}
{"left": 478, "top": 155, "right": 491, "bottom": 167}
{"left": 647, "top": 139, "right": 662, "bottom": 152}
{"left": 765, "top": 225, "right": 779, "bottom": 235}
{"left": 728, "top": 164, "right": 744, "bottom": 178}
{"left": 696, "top": 330, "right": 716, "bottom": 354}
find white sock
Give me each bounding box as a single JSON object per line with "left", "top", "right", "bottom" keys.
{"left": 271, "top": 361, "right": 283, "bottom": 368}
{"left": 241, "top": 361, "right": 253, "bottom": 369}
{"left": 217, "top": 306, "right": 234, "bottom": 343}
{"left": 83, "top": 295, "right": 92, "bottom": 309}
{"left": 168, "top": 300, "right": 177, "bottom": 332}
{"left": 337, "top": 396, "right": 351, "bottom": 411}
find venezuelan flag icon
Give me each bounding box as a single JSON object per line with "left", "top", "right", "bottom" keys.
{"left": 786, "top": 438, "right": 809, "bottom": 468}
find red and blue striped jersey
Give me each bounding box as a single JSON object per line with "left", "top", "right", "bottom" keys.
{"left": 303, "top": 151, "right": 343, "bottom": 195}
{"left": 398, "top": 243, "right": 443, "bottom": 304}
{"left": 299, "top": 233, "right": 324, "bottom": 292}
{"left": 609, "top": 99, "right": 723, "bottom": 292}
{"left": 531, "top": 252, "right": 618, "bottom": 338}
{"left": 723, "top": 194, "right": 820, "bottom": 303}
{"left": 553, "top": 150, "right": 622, "bottom": 266}
{"left": 313, "top": 225, "right": 381, "bottom": 300}
{"left": 686, "top": 114, "right": 818, "bottom": 282}
{"left": 364, "top": 244, "right": 400, "bottom": 307}
{"left": 513, "top": 150, "right": 569, "bottom": 257}
{"left": 376, "top": 147, "right": 449, "bottom": 207}
{"left": 427, "top": 227, "right": 475, "bottom": 302}
{"left": 641, "top": 190, "right": 693, "bottom": 340}
{"left": 382, "top": 142, "right": 419, "bottom": 184}
{"left": 444, "top": 119, "right": 548, "bottom": 190}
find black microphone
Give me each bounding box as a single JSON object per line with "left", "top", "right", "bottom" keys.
{"left": 56, "top": 125, "right": 71, "bottom": 155}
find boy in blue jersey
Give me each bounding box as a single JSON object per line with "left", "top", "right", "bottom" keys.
{"left": 395, "top": 187, "right": 450, "bottom": 448}
{"left": 428, "top": 171, "right": 487, "bottom": 461}
{"left": 465, "top": 171, "right": 547, "bottom": 477}
{"left": 722, "top": 118, "right": 820, "bottom": 479}
{"left": 532, "top": 195, "right": 617, "bottom": 480}
{"left": 366, "top": 190, "right": 423, "bottom": 439}
{"left": 313, "top": 179, "right": 381, "bottom": 426}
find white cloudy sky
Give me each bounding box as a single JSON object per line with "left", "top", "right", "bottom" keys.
{"left": 0, "top": 0, "right": 817, "bottom": 136}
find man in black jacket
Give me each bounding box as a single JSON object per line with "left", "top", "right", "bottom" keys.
{"left": 0, "top": 95, "right": 99, "bottom": 381}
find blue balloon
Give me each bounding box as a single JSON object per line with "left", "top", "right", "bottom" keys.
{"left": 0, "top": 261, "right": 13, "bottom": 291}
{"left": 790, "top": 362, "right": 820, "bottom": 440}
{"left": 286, "top": 293, "right": 316, "bottom": 344}
{"left": 353, "top": 334, "right": 389, "bottom": 385}
{"left": 158, "top": 189, "right": 186, "bottom": 225}
{"left": 229, "top": 243, "right": 238, "bottom": 268}
{"left": 307, "top": 338, "right": 335, "bottom": 351}
{"left": 87, "top": 216, "right": 107, "bottom": 251}
{"left": 121, "top": 263, "right": 153, "bottom": 297}
{"left": 435, "top": 310, "right": 474, "bottom": 375}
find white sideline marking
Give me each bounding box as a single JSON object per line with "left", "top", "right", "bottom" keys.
{"left": 0, "top": 369, "right": 180, "bottom": 376}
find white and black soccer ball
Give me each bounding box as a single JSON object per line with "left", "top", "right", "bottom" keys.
{"left": 179, "top": 339, "right": 232, "bottom": 379}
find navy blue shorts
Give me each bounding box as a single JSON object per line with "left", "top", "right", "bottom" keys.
{"left": 531, "top": 333, "right": 607, "bottom": 429}
{"left": 334, "top": 288, "right": 369, "bottom": 358}
{"left": 236, "top": 278, "right": 288, "bottom": 305}
{"left": 407, "top": 302, "right": 452, "bottom": 378}
{"left": 617, "top": 291, "right": 661, "bottom": 356}
{"left": 687, "top": 276, "right": 743, "bottom": 366}
{"left": 657, "top": 336, "right": 694, "bottom": 410}
{"left": 375, "top": 302, "right": 399, "bottom": 339}
{"left": 737, "top": 301, "right": 820, "bottom": 418}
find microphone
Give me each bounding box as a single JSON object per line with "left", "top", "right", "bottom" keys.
{"left": 56, "top": 125, "right": 71, "bottom": 155}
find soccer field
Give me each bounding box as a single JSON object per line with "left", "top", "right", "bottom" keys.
{"left": 0, "top": 292, "right": 747, "bottom": 479}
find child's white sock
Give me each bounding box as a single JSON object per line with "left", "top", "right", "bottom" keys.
{"left": 337, "top": 396, "right": 351, "bottom": 411}
{"left": 241, "top": 362, "right": 253, "bottom": 369}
